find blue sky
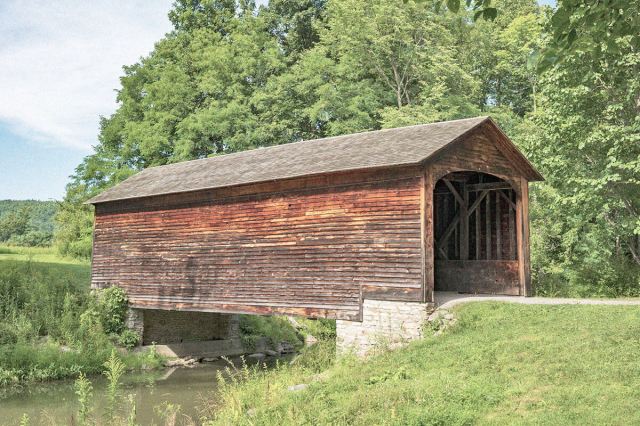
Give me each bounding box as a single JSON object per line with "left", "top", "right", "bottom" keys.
{"left": 0, "top": 0, "right": 554, "bottom": 201}
{"left": 0, "top": 0, "right": 174, "bottom": 200}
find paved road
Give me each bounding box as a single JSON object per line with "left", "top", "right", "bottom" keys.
{"left": 434, "top": 292, "right": 640, "bottom": 311}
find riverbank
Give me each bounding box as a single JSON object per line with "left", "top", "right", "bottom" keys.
{"left": 3, "top": 354, "right": 291, "bottom": 424}
{"left": 204, "top": 302, "right": 640, "bottom": 425}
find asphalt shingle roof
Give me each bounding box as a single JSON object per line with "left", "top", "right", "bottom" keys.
{"left": 88, "top": 116, "right": 531, "bottom": 204}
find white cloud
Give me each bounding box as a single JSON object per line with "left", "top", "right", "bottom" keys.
{"left": 0, "top": 0, "right": 174, "bottom": 151}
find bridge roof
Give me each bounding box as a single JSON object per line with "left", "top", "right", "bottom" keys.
{"left": 88, "top": 116, "right": 541, "bottom": 204}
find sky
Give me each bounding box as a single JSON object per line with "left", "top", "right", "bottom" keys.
{"left": 0, "top": 1, "right": 174, "bottom": 200}
{"left": 0, "top": 0, "right": 554, "bottom": 201}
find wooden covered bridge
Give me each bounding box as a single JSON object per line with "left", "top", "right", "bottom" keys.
{"left": 89, "top": 116, "right": 542, "bottom": 353}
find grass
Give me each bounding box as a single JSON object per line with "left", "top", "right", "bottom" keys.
{"left": 0, "top": 244, "right": 88, "bottom": 265}
{"left": 0, "top": 246, "right": 166, "bottom": 386}
{"left": 206, "top": 302, "right": 640, "bottom": 425}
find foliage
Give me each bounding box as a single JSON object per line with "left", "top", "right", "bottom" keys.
{"left": 523, "top": 2, "right": 640, "bottom": 296}
{"left": 537, "top": 0, "right": 640, "bottom": 71}
{"left": 118, "top": 329, "right": 141, "bottom": 349}
{"left": 103, "top": 349, "right": 126, "bottom": 423}
{"left": 204, "top": 337, "right": 336, "bottom": 423}
{"left": 0, "top": 260, "right": 90, "bottom": 342}
{"left": 205, "top": 302, "right": 640, "bottom": 424}
{"left": 294, "top": 317, "right": 336, "bottom": 340}
{"left": 19, "top": 414, "right": 29, "bottom": 426}
{"left": 238, "top": 314, "right": 303, "bottom": 350}
{"left": 98, "top": 286, "right": 129, "bottom": 335}
{"left": 0, "top": 208, "right": 30, "bottom": 242}
{"left": 0, "top": 201, "right": 57, "bottom": 247}
{"left": 53, "top": 185, "right": 94, "bottom": 259}
{"left": 0, "top": 257, "right": 157, "bottom": 384}
{"left": 74, "top": 372, "right": 93, "bottom": 426}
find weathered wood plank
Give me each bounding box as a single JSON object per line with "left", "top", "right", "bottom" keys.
{"left": 496, "top": 191, "right": 502, "bottom": 260}
{"left": 485, "top": 192, "right": 491, "bottom": 260}
{"left": 92, "top": 171, "right": 424, "bottom": 319}
{"left": 466, "top": 182, "right": 513, "bottom": 192}
{"left": 460, "top": 185, "right": 469, "bottom": 260}
{"left": 434, "top": 260, "right": 520, "bottom": 295}
{"left": 517, "top": 177, "right": 532, "bottom": 296}
{"left": 422, "top": 167, "right": 435, "bottom": 303}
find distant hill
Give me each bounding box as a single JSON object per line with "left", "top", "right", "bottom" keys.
{"left": 0, "top": 200, "right": 58, "bottom": 246}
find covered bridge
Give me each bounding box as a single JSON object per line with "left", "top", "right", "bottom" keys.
{"left": 89, "top": 116, "right": 542, "bottom": 354}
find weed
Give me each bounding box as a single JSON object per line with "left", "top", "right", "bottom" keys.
{"left": 103, "top": 349, "right": 126, "bottom": 422}
{"left": 74, "top": 373, "right": 93, "bottom": 426}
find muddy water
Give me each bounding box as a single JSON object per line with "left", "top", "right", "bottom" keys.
{"left": 1, "top": 357, "right": 279, "bottom": 425}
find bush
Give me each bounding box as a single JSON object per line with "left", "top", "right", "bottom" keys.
{"left": 118, "top": 329, "right": 140, "bottom": 349}
{"left": 239, "top": 315, "right": 303, "bottom": 350}
{"left": 7, "top": 230, "right": 53, "bottom": 247}
{"left": 0, "top": 322, "right": 18, "bottom": 345}
{"left": 97, "top": 286, "right": 128, "bottom": 335}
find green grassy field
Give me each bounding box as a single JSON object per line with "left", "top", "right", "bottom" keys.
{"left": 0, "top": 245, "right": 88, "bottom": 266}
{"left": 208, "top": 303, "right": 640, "bottom": 425}
{"left": 0, "top": 244, "right": 90, "bottom": 304}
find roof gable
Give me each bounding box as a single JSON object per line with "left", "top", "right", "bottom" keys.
{"left": 88, "top": 116, "right": 541, "bottom": 204}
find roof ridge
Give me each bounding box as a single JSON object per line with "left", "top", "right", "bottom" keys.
{"left": 88, "top": 116, "right": 508, "bottom": 204}
{"left": 143, "top": 116, "right": 490, "bottom": 172}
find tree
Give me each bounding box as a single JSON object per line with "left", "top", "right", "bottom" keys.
{"left": 524, "top": 10, "right": 640, "bottom": 295}
{"left": 0, "top": 208, "right": 30, "bottom": 242}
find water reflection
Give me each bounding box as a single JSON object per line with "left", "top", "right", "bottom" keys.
{"left": 1, "top": 356, "right": 282, "bottom": 425}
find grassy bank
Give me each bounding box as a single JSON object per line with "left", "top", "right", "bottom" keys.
{"left": 0, "top": 244, "right": 86, "bottom": 265}
{"left": 206, "top": 303, "right": 640, "bottom": 425}
{"left": 0, "top": 247, "right": 165, "bottom": 385}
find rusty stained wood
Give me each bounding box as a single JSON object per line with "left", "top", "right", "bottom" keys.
{"left": 496, "top": 191, "right": 502, "bottom": 260}
{"left": 517, "top": 177, "right": 532, "bottom": 296}
{"left": 421, "top": 167, "right": 435, "bottom": 303}
{"left": 460, "top": 185, "right": 469, "bottom": 260}
{"left": 485, "top": 192, "right": 491, "bottom": 259}
{"left": 90, "top": 125, "right": 539, "bottom": 322}
{"left": 429, "top": 131, "right": 531, "bottom": 295}
{"left": 92, "top": 169, "right": 425, "bottom": 320}
{"left": 434, "top": 260, "right": 520, "bottom": 295}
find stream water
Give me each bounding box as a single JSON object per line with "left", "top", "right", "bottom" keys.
{"left": 1, "top": 357, "right": 276, "bottom": 425}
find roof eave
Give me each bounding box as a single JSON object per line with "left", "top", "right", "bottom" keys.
{"left": 485, "top": 117, "right": 544, "bottom": 182}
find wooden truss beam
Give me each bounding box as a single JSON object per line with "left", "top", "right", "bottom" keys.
{"left": 466, "top": 182, "right": 513, "bottom": 192}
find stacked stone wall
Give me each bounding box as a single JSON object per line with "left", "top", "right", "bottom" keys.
{"left": 336, "top": 299, "right": 431, "bottom": 355}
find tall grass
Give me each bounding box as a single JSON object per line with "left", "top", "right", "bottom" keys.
{"left": 0, "top": 260, "right": 162, "bottom": 385}
{"left": 205, "top": 303, "right": 640, "bottom": 425}
{"left": 202, "top": 321, "right": 338, "bottom": 424}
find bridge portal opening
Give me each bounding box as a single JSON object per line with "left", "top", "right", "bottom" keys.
{"left": 433, "top": 171, "right": 521, "bottom": 295}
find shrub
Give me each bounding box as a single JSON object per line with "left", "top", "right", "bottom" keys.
{"left": 118, "top": 329, "right": 140, "bottom": 349}
{"left": 97, "top": 286, "right": 128, "bottom": 335}
{"left": 239, "top": 315, "right": 303, "bottom": 350}
{"left": 7, "top": 231, "right": 53, "bottom": 247}
{"left": 0, "top": 323, "right": 18, "bottom": 345}
{"left": 74, "top": 372, "right": 93, "bottom": 425}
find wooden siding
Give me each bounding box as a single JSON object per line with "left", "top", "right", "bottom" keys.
{"left": 434, "top": 260, "right": 520, "bottom": 295}
{"left": 426, "top": 129, "right": 530, "bottom": 296}
{"left": 429, "top": 129, "right": 524, "bottom": 184}
{"left": 92, "top": 170, "right": 423, "bottom": 320}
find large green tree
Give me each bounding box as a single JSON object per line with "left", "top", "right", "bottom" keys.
{"left": 525, "top": 5, "right": 640, "bottom": 295}
{"left": 56, "top": 0, "right": 548, "bottom": 274}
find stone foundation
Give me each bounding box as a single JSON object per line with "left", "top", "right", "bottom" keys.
{"left": 125, "top": 307, "right": 144, "bottom": 341}
{"left": 336, "top": 299, "right": 432, "bottom": 356}
{"left": 126, "top": 308, "right": 240, "bottom": 346}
